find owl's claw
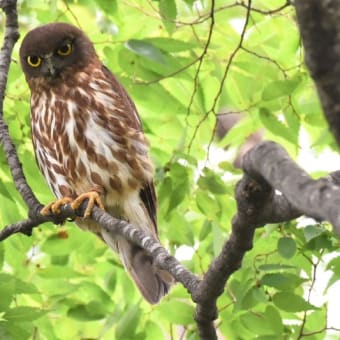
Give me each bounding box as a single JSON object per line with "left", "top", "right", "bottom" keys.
{"left": 40, "top": 197, "right": 74, "bottom": 216}
{"left": 71, "top": 191, "right": 105, "bottom": 218}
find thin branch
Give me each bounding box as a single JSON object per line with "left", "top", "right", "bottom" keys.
{"left": 237, "top": 0, "right": 291, "bottom": 15}
{"left": 0, "top": 200, "right": 201, "bottom": 295}
{"left": 185, "top": 0, "right": 215, "bottom": 124}
{"left": 297, "top": 254, "right": 323, "bottom": 339}
{"left": 187, "top": 0, "right": 252, "bottom": 154}
{"left": 241, "top": 46, "right": 288, "bottom": 78}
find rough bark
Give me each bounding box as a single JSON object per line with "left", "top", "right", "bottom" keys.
{"left": 295, "top": 1, "right": 340, "bottom": 145}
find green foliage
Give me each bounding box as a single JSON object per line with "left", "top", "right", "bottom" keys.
{"left": 1, "top": 0, "right": 340, "bottom": 339}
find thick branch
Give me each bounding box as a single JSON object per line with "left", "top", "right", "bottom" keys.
{"left": 193, "top": 174, "right": 274, "bottom": 339}
{"left": 0, "top": 0, "right": 42, "bottom": 213}
{"left": 295, "top": 1, "right": 340, "bottom": 145}
{"left": 243, "top": 141, "right": 340, "bottom": 234}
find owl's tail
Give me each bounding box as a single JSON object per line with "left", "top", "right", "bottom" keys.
{"left": 101, "top": 231, "right": 173, "bottom": 304}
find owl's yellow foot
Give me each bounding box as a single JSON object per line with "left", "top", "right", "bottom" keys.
{"left": 40, "top": 197, "right": 74, "bottom": 215}
{"left": 71, "top": 191, "right": 105, "bottom": 218}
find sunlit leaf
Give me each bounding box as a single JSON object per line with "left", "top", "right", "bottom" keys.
{"left": 4, "top": 307, "right": 45, "bottom": 322}
{"left": 156, "top": 300, "right": 194, "bottom": 325}
{"left": 125, "top": 39, "right": 166, "bottom": 64}
{"left": 159, "top": 0, "right": 177, "bottom": 34}
{"left": 273, "top": 292, "right": 317, "bottom": 312}
{"left": 261, "top": 273, "right": 306, "bottom": 290}
{"left": 303, "top": 224, "right": 325, "bottom": 242}
{"left": 262, "top": 78, "right": 300, "bottom": 101}
{"left": 258, "top": 264, "right": 296, "bottom": 271}
{"left": 94, "top": 0, "right": 117, "bottom": 14}
{"left": 0, "top": 243, "right": 4, "bottom": 269}
{"left": 0, "top": 274, "right": 15, "bottom": 311}
{"left": 67, "top": 301, "right": 107, "bottom": 321}
{"left": 115, "top": 304, "right": 141, "bottom": 339}
{"left": 259, "top": 108, "right": 297, "bottom": 144}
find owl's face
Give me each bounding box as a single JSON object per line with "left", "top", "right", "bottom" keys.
{"left": 20, "top": 23, "right": 96, "bottom": 82}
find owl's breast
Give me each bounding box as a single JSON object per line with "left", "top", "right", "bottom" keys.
{"left": 30, "top": 84, "right": 153, "bottom": 202}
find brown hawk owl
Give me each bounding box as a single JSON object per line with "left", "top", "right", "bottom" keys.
{"left": 19, "top": 22, "right": 172, "bottom": 304}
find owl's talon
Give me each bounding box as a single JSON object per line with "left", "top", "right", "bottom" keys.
{"left": 40, "top": 197, "right": 74, "bottom": 216}
{"left": 71, "top": 191, "right": 104, "bottom": 218}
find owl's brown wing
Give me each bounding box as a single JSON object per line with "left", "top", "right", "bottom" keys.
{"left": 102, "top": 65, "right": 157, "bottom": 229}
{"left": 102, "top": 65, "right": 142, "bottom": 130}
{"left": 139, "top": 182, "right": 157, "bottom": 229}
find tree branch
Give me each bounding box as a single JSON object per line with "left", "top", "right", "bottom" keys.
{"left": 242, "top": 141, "right": 340, "bottom": 233}
{"left": 295, "top": 0, "right": 340, "bottom": 145}
{"left": 0, "top": 0, "right": 42, "bottom": 214}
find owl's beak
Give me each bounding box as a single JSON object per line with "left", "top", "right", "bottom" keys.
{"left": 43, "top": 53, "right": 56, "bottom": 77}
{"left": 46, "top": 58, "right": 56, "bottom": 77}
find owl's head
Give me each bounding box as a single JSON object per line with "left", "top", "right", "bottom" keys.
{"left": 20, "top": 23, "right": 97, "bottom": 82}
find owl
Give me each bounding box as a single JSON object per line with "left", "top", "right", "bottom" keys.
{"left": 19, "top": 22, "right": 173, "bottom": 304}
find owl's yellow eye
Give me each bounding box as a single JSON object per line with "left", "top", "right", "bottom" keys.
{"left": 27, "top": 55, "right": 42, "bottom": 68}
{"left": 57, "top": 43, "right": 72, "bottom": 56}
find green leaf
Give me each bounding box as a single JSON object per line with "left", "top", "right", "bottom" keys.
{"left": 166, "top": 163, "right": 190, "bottom": 213}
{"left": 183, "top": 0, "right": 195, "bottom": 6}
{"left": 264, "top": 305, "right": 283, "bottom": 334}
{"left": 258, "top": 263, "right": 296, "bottom": 271}
{"left": 104, "top": 269, "right": 117, "bottom": 292}
{"left": 195, "top": 191, "right": 220, "bottom": 219}
{"left": 0, "top": 321, "right": 31, "bottom": 340}
{"left": 241, "top": 286, "right": 267, "bottom": 309}
{"left": 262, "top": 78, "right": 300, "bottom": 101}
{"left": 212, "top": 223, "right": 225, "bottom": 257}
{"left": 15, "top": 278, "right": 39, "bottom": 295}
{"left": 305, "top": 233, "right": 332, "bottom": 251}
{"left": 145, "top": 37, "right": 196, "bottom": 52}
{"left": 259, "top": 108, "right": 297, "bottom": 144}
{"left": 277, "top": 237, "right": 296, "bottom": 259}
{"left": 115, "top": 304, "right": 141, "bottom": 339}
{"left": 67, "top": 301, "right": 107, "bottom": 321}
{"left": 95, "top": 0, "right": 117, "bottom": 14}
{"left": 159, "top": 0, "right": 177, "bottom": 34}
{"left": 0, "top": 274, "right": 15, "bottom": 311}
{"left": 156, "top": 300, "right": 194, "bottom": 325}
{"left": 197, "top": 168, "right": 229, "bottom": 195}
{"left": 0, "top": 323, "right": 11, "bottom": 340}
{"left": 37, "top": 265, "right": 81, "bottom": 279}
{"left": 261, "top": 273, "right": 306, "bottom": 290}
{"left": 273, "top": 292, "right": 317, "bottom": 312}
{"left": 303, "top": 224, "right": 325, "bottom": 242}
{"left": 4, "top": 307, "right": 45, "bottom": 322}
{"left": 125, "top": 39, "right": 166, "bottom": 64}
{"left": 76, "top": 281, "right": 112, "bottom": 304}
{"left": 144, "top": 321, "right": 164, "bottom": 340}
{"left": 239, "top": 306, "right": 283, "bottom": 336}
{"left": 199, "top": 220, "right": 212, "bottom": 241}
{"left": 0, "top": 243, "right": 4, "bottom": 269}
